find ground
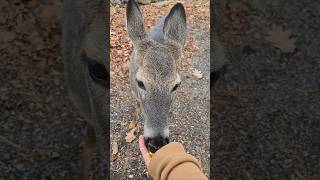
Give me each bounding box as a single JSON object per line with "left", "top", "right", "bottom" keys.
{"left": 110, "top": 0, "right": 210, "bottom": 179}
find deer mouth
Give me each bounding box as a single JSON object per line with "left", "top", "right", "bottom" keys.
{"left": 145, "top": 135, "right": 170, "bottom": 153}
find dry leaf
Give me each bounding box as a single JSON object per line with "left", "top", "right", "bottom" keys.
{"left": 192, "top": 68, "right": 203, "bottom": 79}
{"left": 110, "top": 5, "right": 116, "bottom": 15}
{"left": 152, "top": 1, "right": 170, "bottom": 8}
{"left": 111, "top": 154, "right": 117, "bottom": 161}
{"left": 110, "top": 5, "right": 120, "bottom": 15}
{"left": 266, "top": 24, "right": 296, "bottom": 53}
{"left": 111, "top": 141, "right": 119, "bottom": 161}
{"left": 128, "top": 120, "right": 138, "bottom": 129}
{"left": 125, "top": 128, "right": 136, "bottom": 143}
{"left": 111, "top": 142, "right": 118, "bottom": 155}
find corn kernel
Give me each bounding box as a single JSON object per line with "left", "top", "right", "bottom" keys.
{"left": 148, "top": 151, "right": 155, "bottom": 158}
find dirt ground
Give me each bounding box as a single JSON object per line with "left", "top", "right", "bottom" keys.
{"left": 212, "top": 0, "right": 320, "bottom": 179}
{"left": 110, "top": 0, "right": 210, "bottom": 179}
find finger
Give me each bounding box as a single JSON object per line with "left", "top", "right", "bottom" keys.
{"left": 138, "top": 135, "right": 149, "bottom": 161}
{"left": 139, "top": 135, "right": 151, "bottom": 166}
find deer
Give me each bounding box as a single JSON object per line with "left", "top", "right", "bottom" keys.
{"left": 211, "top": 35, "right": 227, "bottom": 87}
{"left": 126, "top": 0, "right": 187, "bottom": 153}
{"left": 61, "top": 0, "right": 108, "bottom": 179}
{"left": 211, "top": 0, "right": 228, "bottom": 87}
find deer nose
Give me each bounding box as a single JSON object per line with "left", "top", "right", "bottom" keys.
{"left": 145, "top": 135, "right": 169, "bottom": 153}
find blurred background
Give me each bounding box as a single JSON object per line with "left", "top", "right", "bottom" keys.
{"left": 0, "top": 0, "right": 93, "bottom": 179}
{"left": 212, "top": 0, "right": 320, "bottom": 179}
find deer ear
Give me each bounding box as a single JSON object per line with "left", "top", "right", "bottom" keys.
{"left": 163, "top": 3, "right": 187, "bottom": 46}
{"left": 126, "top": 0, "right": 146, "bottom": 44}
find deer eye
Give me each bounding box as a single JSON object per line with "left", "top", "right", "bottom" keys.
{"left": 87, "top": 61, "right": 109, "bottom": 88}
{"left": 136, "top": 79, "right": 146, "bottom": 90}
{"left": 171, "top": 82, "right": 181, "bottom": 92}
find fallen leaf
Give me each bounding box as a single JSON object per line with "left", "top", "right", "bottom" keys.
{"left": 128, "top": 120, "right": 138, "bottom": 129}
{"left": 192, "top": 68, "right": 203, "bottom": 79}
{"left": 152, "top": 1, "right": 170, "bottom": 8}
{"left": 110, "top": 4, "right": 120, "bottom": 15}
{"left": 111, "top": 142, "right": 118, "bottom": 155}
{"left": 125, "top": 128, "right": 136, "bottom": 143}
{"left": 111, "top": 154, "right": 117, "bottom": 161}
{"left": 110, "top": 5, "right": 116, "bottom": 15}
{"left": 266, "top": 24, "right": 296, "bottom": 53}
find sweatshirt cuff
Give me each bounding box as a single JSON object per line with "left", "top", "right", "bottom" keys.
{"left": 147, "top": 142, "right": 202, "bottom": 180}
